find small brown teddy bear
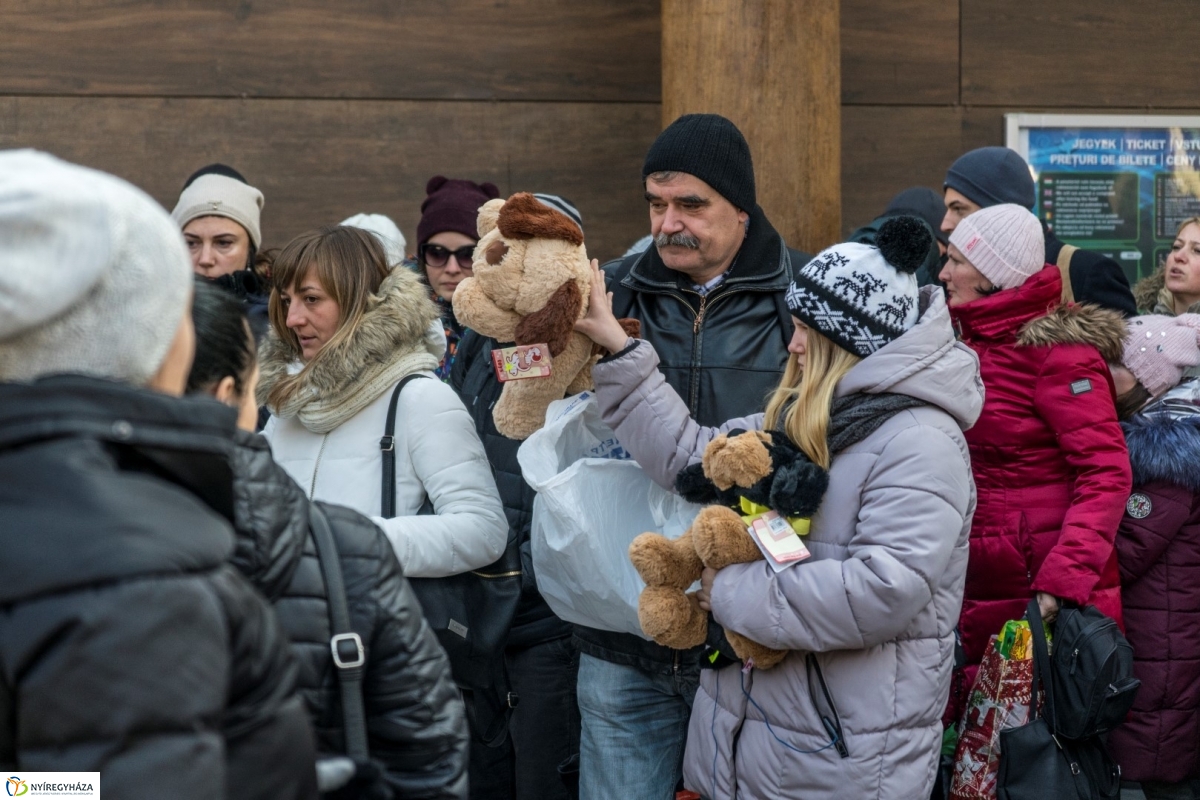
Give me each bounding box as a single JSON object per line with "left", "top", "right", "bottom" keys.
{"left": 451, "top": 192, "right": 636, "bottom": 440}
{"left": 628, "top": 429, "right": 829, "bottom": 670}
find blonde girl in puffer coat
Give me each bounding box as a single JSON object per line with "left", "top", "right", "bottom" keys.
{"left": 576, "top": 218, "right": 982, "bottom": 799}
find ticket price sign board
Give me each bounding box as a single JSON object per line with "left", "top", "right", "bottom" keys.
{"left": 1007, "top": 113, "right": 1200, "bottom": 284}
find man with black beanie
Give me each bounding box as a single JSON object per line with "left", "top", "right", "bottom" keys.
{"left": 941, "top": 146, "right": 1136, "bottom": 316}
{"left": 576, "top": 113, "right": 810, "bottom": 800}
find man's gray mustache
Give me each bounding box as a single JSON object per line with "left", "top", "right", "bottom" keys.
{"left": 654, "top": 232, "right": 700, "bottom": 249}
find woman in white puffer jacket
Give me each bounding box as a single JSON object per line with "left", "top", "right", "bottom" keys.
{"left": 258, "top": 224, "right": 506, "bottom": 577}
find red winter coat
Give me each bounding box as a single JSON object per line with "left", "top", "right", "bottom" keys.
{"left": 1107, "top": 410, "right": 1200, "bottom": 784}
{"left": 949, "top": 266, "right": 1130, "bottom": 686}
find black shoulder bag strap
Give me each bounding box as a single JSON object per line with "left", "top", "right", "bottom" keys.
{"left": 309, "top": 501, "right": 369, "bottom": 762}
{"left": 1025, "top": 596, "right": 1056, "bottom": 730}
{"left": 381, "top": 374, "right": 431, "bottom": 519}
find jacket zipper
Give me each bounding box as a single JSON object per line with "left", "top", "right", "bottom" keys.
{"left": 1068, "top": 619, "right": 1117, "bottom": 676}
{"left": 472, "top": 569, "right": 522, "bottom": 579}
{"left": 308, "top": 433, "right": 329, "bottom": 499}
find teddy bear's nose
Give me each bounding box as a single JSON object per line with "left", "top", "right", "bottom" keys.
{"left": 486, "top": 240, "right": 509, "bottom": 266}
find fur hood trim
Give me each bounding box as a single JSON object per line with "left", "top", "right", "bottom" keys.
{"left": 1016, "top": 302, "right": 1127, "bottom": 363}
{"left": 257, "top": 267, "right": 441, "bottom": 421}
{"left": 1133, "top": 266, "right": 1167, "bottom": 314}
{"left": 1123, "top": 413, "right": 1200, "bottom": 491}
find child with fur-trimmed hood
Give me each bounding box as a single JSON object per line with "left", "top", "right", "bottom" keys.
{"left": 1106, "top": 314, "right": 1200, "bottom": 799}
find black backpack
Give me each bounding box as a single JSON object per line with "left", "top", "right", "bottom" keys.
{"left": 1047, "top": 604, "right": 1140, "bottom": 740}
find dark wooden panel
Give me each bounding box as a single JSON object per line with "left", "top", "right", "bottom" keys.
{"left": 841, "top": 0, "right": 958, "bottom": 105}
{"left": 0, "top": 96, "right": 660, "bottom": 261}
{"left": 963, "top": 1, "right": 1200, "bottom": 107}
{"left": 663, "top": 0, "right": 841, "bottom": 253}
{"left": 841, "top": 105, "right": 966, "bottom": 236}
{"left": 0, "top": 0, "right": 660, "bottom": 102}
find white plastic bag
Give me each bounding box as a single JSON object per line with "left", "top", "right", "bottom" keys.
{"left": 517, "top": 392, "right": 701, "bottom": 638}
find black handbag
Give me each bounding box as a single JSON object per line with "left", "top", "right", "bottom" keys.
{"left": 996, "top": 598, "right": 1121, "bottom": 800}
{"left": 379, "top": 375, "right": 522, "bottom": 744}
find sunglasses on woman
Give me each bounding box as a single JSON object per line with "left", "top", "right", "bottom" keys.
{"left": 420, "top": 243, "right": 475, "bottom": 269}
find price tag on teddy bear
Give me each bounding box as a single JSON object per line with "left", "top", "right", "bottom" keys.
{"left": 492, "top": 343, "right": 554, "bottom": 382}
{"left": 748, "top": 510, "right": 812, "bottom": 572}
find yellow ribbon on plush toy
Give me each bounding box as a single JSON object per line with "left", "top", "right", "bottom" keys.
{"left": 738, "top": 498, "right": 810, "bottom": 536}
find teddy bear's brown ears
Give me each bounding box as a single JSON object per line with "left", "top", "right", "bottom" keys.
{"left": 498, "top": 192, "right": 584, "bottom": 247}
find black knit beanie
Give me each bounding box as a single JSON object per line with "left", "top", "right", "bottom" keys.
{"left": 643, "top": 114, "right": 756, "bottom": 212}
{"left": 944, "top": 147, "right": 1035, "bottom": 210}
{"left": 885, "top": 186, "right": 949, "bottom": 245}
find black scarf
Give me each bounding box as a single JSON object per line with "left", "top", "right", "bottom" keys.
{"left": 827, "top": 392, "right": 927, "bottom": 454}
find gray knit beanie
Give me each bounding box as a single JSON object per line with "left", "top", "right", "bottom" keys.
{"left": 0, "top": 150, "right": 193, "bottom": 386}
{"left": 944, "top": 147, "right": 1036, "bottom": 210}
{"left": 643, "top": 114, "right": 756, "bottom": 212}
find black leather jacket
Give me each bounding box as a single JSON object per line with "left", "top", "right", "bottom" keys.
{"left": 575, "top": 206, "right": 806, "bottom": 673}
{"left": 0, "top": 376, "right": 317, "bottom": 800}
{"left": 227, "top": 430, "right": 469, "bottom": 799}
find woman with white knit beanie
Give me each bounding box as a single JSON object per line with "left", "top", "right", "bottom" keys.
{"left": 941, "top": 202, "right": 1133, "bottom": 792}
{"left": 173, "top": 163, "right": 272, "bottom": 339}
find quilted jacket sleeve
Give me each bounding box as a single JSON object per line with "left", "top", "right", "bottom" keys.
{"left": 592, "top": 339, "right": 764, "bottom": 490}
{"left": 711, "top": 422, "right": 972, "bottom": 652}
{"left": 372, "top": 379, "right": 507, "bottom": 578}
{"left": 1031, "top": 344, "right": 1132, "bottom": 604}
{"left": 1115, "top": 481, "right": 1192, "bottom": 583}
{"left": 0, "top": 566, "right": 318, "bottom": 800}
{"left": 343, "top": 508, "right": 469, "bottom": 799}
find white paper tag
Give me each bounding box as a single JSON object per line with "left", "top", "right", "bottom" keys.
{"left": 747, "top": 510, "right": 811, "bottom": 572}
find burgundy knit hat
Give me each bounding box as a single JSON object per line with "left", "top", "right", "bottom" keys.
{"left": 416, "top": 175, "right": 501, "bottom": 248}
{"left": 1123, "top": 314, "right": 1200, "bottom": 397}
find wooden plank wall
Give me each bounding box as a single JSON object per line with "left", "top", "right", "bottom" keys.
{"left": 841, "top": 0, "right": 1200, "bottom": 238}
{"left": 0, "top": 0, "right": 662, "bottom": 261}
{"left": 2, "top": 1, "right": 1196, "bottom": 257}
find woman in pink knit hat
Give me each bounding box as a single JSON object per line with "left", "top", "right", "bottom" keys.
{"left": 940, "top": 204, "right": 1132, "bottom": 774}
{"left": 1106, "top": 313, "right": 1200, "bottom": 800}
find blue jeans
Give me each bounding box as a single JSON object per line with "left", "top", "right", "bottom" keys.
{"left": 577, "top": 654, "right": 698, "bottom": 800}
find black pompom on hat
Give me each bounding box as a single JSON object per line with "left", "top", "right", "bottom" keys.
{"left": 876, "top": 215, "right": 933, "bottom": 275}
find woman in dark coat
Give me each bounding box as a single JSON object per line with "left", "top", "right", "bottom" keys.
{"left": 187, "top": 280, "right": 469, "bottom": 799}
{"left": 1107, "top": 313, "right": 1200, "bottom": 800}
{"left": 0, "top": 150, "right": 317, "bottom": 800}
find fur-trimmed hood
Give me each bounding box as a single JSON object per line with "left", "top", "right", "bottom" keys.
{"left": 257, "top": 267, "right": 442, "bottom": 429}
{"left": 951, "top": 264, "right": 1127, "bottom": 361}
{"left": 1016, "top": 302, "right": 1127, "bottom": 363}
{"left": 1123, "top": 412, "right": 1200, "bottom": 491}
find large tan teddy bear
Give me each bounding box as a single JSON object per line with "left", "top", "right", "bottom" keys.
{"left": 452, "top": 192, "right": 634, "bottom": 440}
{"left": 629, "top": 429, "right": 829, "bottom": 670}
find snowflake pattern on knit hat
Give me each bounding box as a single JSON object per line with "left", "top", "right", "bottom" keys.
{"left": 785, "top": 229, "right": 923, "bottom": 357}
